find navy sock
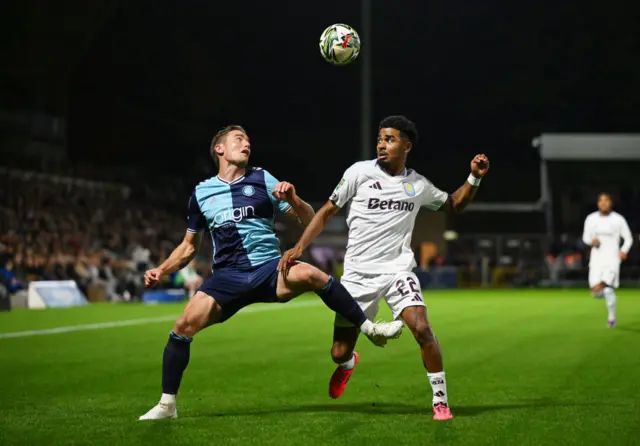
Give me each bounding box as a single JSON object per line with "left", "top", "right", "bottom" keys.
{"left": 315, "top": 276, "right": 367, "bottom": 327}
{"left": 162, "top": 331, "right": 192, "bottom": 395}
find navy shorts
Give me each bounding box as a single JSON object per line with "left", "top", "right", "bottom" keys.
{"left": 198, "top": 257, "right": 281, "bottom": 321}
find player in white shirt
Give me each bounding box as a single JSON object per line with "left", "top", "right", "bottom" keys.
{"left": 279, "top": 116, "right": 490, "bottom": 421}
{"left": 582, "top": 193, "right": 633, "bottom": 327}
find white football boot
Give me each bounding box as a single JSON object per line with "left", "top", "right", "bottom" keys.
{"left": 362, "top": 320, "right": 404, "bottom": 346}
{"left": 139, "top": 402, "right": 177, "bottom": 420}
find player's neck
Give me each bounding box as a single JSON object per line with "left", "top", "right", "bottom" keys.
{"left": 599, "top": 211, "right": 611, "bottom": 216}
{"left": 217, "top": 164, "right": 247, "bottom": 183}
{"left": 380, "top": 163, "right": 407, "bottom": 177}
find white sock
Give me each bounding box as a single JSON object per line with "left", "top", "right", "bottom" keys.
{"left": 359, "top": 319, "right": 373, "bottom": 335}
{"left": 603, "top": 287, "right": 617, "bottom": 321}
{"left": 339, "top": 353, "right": 356, "bottom": 370}
{"left": 427, "top": 371, "right": 448, "bottom": 406}
{"left": 160, "top": 393, "right": 176, "bottom": 405}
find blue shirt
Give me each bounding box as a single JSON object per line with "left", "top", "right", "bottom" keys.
{"left": 187, "top": 168, "right": 292, "bottom": 270}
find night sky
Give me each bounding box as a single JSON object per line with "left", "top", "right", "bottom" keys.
{"left": 4, "top": 0, "right": 640, "bottom": 204}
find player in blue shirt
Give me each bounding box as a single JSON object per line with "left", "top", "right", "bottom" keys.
{"left": 139, "top": 125, "right": 404, "bottom": 420}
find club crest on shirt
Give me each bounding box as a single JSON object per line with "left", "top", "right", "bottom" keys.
{"left": 242, "top": 185, "right": 255, "bottom": 197}
{"left": 403, "top": 182, "right": 416, "bottom": 197}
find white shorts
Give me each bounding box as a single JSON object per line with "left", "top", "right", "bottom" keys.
{"left": 588, "top": 266, "right": 619, "bottom": 289}
{"left": 335, "top": 269, "right": 426, "bottom": 327}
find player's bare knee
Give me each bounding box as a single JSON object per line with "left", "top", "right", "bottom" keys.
{"left": 309, "top": 266, "right": 329, "bottom": 289}
{"left": 173, "top": 315, "right": 201, "bottom": 338}
{"left": 412, "top": 320, "right": 436, "bottom": 346}
{"left": 172, "top": 317, "right": 189, "bottom": 338}
{"left": 296, "top": 264, "right": 328, "bottom": 289}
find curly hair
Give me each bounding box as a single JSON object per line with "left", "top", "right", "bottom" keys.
{"left": 378, "top": 116, "right": 418, "bottom": 147}
{"left": 378, "top": 115, "right": 418, "bottom": 147}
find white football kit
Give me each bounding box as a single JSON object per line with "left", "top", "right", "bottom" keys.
{"left": 582, "top": 211, "right": 633, "bottom": 289}
{"left": 329, "top": 159, "right": 448, "bottom": 326}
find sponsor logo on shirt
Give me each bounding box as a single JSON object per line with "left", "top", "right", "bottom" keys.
{"left": 367, "top": 198, "right": 414, "bottom": 212}
{"left": 213, "top": 206, "right": 255, "bottom": 225}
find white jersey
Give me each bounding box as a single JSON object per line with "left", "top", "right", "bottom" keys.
{"left": 329, "top": 159, "right": 448, "bottom": 274}
{"left": 582, "top": 211, "right": 633, "bottom": 268}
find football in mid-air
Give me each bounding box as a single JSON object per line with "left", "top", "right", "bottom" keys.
{"left": 319, "top": 23, "right": 361, "bottom": 65}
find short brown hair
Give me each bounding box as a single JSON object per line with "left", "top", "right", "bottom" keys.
{"left": 210, "top": 125, "right": 246, "bottom": 168}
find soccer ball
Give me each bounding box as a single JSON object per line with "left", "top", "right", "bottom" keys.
{"left": 319, "top": 23, "right": 361, "bottom": 65}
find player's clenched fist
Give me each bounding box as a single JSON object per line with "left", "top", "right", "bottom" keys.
{"left": 144, "top": 268, "right": 163, "bottom": 288}
{"left": 278, "top": 246, "right": 303, "bottom": 273}
{"left": 471, "top": 154, "right": 490, "bottom": 178}
{"left": 271, "top": 181, "right": 296, "bottom": 203}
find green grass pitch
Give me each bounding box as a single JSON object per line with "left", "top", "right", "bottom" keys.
{"left": 1, "top": 289, "right": 640, "bottom": 446}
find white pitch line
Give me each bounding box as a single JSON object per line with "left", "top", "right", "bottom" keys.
{"left": 0, "top": 300, "right": 324, "bottom": 340}
{"left": 0, "top": 315, "right": 178, "bottom": 339}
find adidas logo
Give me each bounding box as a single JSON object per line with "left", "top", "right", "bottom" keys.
{"left": 369, "top": 181, "right": 382, "bottom": 190}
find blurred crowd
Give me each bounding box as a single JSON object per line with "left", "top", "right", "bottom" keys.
{"left": 0, "top": 169, "right": 212, "bottom": 301}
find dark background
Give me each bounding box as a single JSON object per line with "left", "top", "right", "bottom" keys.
{"left": 2, "top": 0, "right": 640, "bottom": 303}
{"left": 2, "top": 0, "right": 639, "bottom": 204}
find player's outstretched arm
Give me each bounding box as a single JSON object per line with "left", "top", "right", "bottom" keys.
{"left": 285, "top": 193, "right": 315, "bottom": 227}
{"left": 439, "top": 154, "right": 490, "bottom": 213}
{"left": 278, "top": 200, "right": 340, "bottom": 271}
{"left": 272, "top": 181, "right": 315, "bottom": 227}
{"left": 144, "top": 231, "right": 203, "bottom": 288}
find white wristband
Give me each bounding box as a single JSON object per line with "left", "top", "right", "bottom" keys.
{"left": 467, "top": 173, "right": 482, "bottom": 187}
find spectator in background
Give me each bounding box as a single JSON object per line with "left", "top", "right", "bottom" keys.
{"left": 132, "top": 244, "right": 152, "bottom": 273}
{"left": 173, "top": 260, "right": 203, "bottom": 298}
{"left": 0, "top": 259, "right": 23, "bottom": 293}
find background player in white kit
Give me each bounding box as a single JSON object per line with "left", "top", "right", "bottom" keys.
{"left": 582, "top": 193, "right": 633, "bottom": 327}
{"left": 279, "top": 116, "right": 490, "bottom": 421}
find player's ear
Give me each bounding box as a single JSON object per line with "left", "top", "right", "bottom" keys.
{"left": 405, "top": 141, "right": 412, "bottom": 155}
{"left": 214, "top": 143, "right": 225, "bottom": 157}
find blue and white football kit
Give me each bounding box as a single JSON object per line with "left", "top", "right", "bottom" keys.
{"left": 187, "top": 167, "right": 291, "bottom": 320}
